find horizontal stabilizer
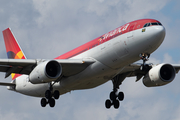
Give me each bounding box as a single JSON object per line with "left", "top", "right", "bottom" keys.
{"left": 0, "top": 82, "right": 15, "bottom": 86}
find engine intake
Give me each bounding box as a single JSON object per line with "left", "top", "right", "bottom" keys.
{"left": 45, "top": 61, "right": 60, "bottom": 78}
{"left": 29, "top": 60, "right": 62, "bottom": 84}
{"left": 143, "top": 64, "right": 175, "bottom": 87}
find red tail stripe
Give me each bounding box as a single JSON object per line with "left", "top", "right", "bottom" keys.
{"left": 3, "top": 28, "right": 21, "bottom": 54}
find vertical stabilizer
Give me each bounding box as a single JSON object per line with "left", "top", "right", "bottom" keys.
{"left": 2, "top": 28, "right": 26, "bottom": 80}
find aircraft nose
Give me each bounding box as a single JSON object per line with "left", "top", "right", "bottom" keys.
{"left": 149, "top": 25, "right": 166, "bottom": 45}
{"left": 154, "top": 26, "right": 166, "bottom": 42}
{"left": 148, "top": 25, "right": 166, "bottom": 51}
{"left": 154, "top": 26, "right": 166, "bottom": 39}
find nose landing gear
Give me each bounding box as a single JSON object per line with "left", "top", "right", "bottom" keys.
{"left": 139, "top": 53, "right": 151, "bottom": 72}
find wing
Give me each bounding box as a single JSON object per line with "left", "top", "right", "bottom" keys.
{"left": 171, "top": 64, "right": 180, "bottom": 73}
{"left": 119, "top": 63, "right": 180, "bottom": 81}
{"left": 0, "top": 58, "right": 95, "bottom": 78}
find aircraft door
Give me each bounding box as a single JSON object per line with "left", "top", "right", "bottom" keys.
{"left": 126, "top": 23, "right": 136, "bottom": 49}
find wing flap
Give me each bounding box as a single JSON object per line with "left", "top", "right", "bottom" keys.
{"left": 0, "top": 65, "right": 10, "bottom": 72}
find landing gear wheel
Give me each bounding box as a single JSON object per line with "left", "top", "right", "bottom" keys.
{"left": 105, "top": 74, "right": 127, "bottom": 109}
{"left": 106, "top": 90, "right": 124, "bottom": 109}
{"left": 41, "top": 98, "right": 47, "bottom": 107}
{"left": 49, "top": 98, "right": 55, "bottom": 107}
{"left": 110, "top": 91, "right": 116, "bottom": 101}
{"left": 54, "top": 90, "right": 60, "bottom": 99}
{"left": 113, "top": 100, "right": 120, "bottom": 109}
{"left": 105, "top": 99, "right": 112, "bottom": 109}
{"left": 118, "top": 92, "right": 124, "bottom": 101}
{"left": 41, "top": 82, "right": 61, "bottom": 107}
{"left": 45, "top": 90, "right": 52, "bottom": 99}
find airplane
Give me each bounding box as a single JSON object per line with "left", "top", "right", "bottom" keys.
{"left": 0, "top": 18, "right": 179, "bottom": 109}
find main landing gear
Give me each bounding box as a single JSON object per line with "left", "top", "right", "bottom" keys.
{"left": 41, "top": 83, "right": 60, "bottom": 107}
{"left": 105, "top": 53, "right": 151, "bottom": 109}
{"left": 105, "top": 75, "right": 126, "bottom": 109}
{"left": 105, "top": 89, "right": 124, "bottom": 109}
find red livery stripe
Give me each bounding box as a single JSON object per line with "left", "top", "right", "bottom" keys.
{"left": 55, "top": 19, "right": 160, "bottom": 59}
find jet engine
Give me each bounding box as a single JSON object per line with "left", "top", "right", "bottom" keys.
{"left": 29, "top": 60, "right": 62, "bottom": 84}
{"left": 143, "top": 64, "right": 176, "bottom": 87}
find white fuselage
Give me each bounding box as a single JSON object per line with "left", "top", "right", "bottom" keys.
{"left": 12, "top": 25, "right": 165, "bottom": 97}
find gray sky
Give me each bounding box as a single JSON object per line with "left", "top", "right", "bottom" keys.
{"left": 0, "top": 0, "right": 180, "bottom": 120}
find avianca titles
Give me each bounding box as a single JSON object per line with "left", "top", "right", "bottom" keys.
{"left": 0, "top": 18, "right": 179, "bottom": 109}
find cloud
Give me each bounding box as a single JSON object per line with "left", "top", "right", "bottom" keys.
{"left": 163, "top": 53, "right": 174, "bottom": 63}
{"left": 147, "top": 57, "right": 161, "bottom": 64}
{"left": 0, "top": 0, "right": 179, "bottom": 120}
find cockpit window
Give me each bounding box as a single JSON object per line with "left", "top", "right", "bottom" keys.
{"left": 151, "top": 22, "right": 158, "bottom": 25}
{"left": 143, "top": 22, "right": 162, "bottom": 27}
{"left": 143, "top": 23, "right": 148, "bottom": 27}
{"left": 143, "top": 23, "right": 151, "bottom": 27}
{"left": 158, "top": 22, "right": 162, "bottom": 25}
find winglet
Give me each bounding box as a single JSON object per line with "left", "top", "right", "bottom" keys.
{"left": 2, "top": 28, "right": 26, "bottom": 80}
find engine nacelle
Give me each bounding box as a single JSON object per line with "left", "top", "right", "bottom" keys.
{"left": 29, "top": 60, "right": 62, "bottom": 84}
{"left": 143, "top": 64, "right": 176, "bottom": 87}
